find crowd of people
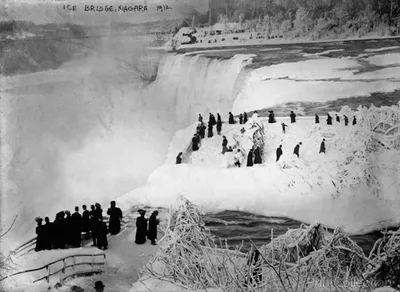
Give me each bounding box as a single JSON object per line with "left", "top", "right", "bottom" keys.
{"left": 135, "top": 209, "right": 160, "bottom": 245}
{"left": 34, "top": 201, "right": 123, "bottom": 252}
{"left": 176, "top": 110, "right": 356, "bottom": 167}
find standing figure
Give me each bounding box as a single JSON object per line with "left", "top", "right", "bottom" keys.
{"left": 176, "top": 152, "right": 183, "bottom": 164}
{"left": 243, "top": 112, "right": 248, "bottom": 124}
{"left": 94, "top": 281, "right": 105, "bottom": 292}
{"left": 200, "top": 123, "right": 206, "bottom": 139}
{"left": 253, "top": 147, "right": 262, "bottom": 164}
{"left": 268, "top": 111, "right": 276, "bottom": 123}
{"left": 247, "top": 149, "right": 254, "bottom": 167}
{"left": 228, "top": 112, "right": 235, "bottom": 124}
{"left": 64, "top": 210, "right": 73, "bottom": 246}
{"left": 192, "top": 135, "right": 199, "bottom": 151}
{"left": 276, "top": 145, "right": 283, "bottom": 162}
{"left": 207, "top": 122, "right": 214, "bottom": 138}
{"left": 216, "top": 119, "right": 222, "bottom": 135}
{"left": 211, "top": 113, "right": 216, "bottom": 125}
{"left": 82, "top": 205, "right": 91, "bottom": 240}
{"left": 198, "top": 114, "right": 203, "bottom": 123}
{"left": 293, "top": 142, "right": 302, "bottom": 158}
{"left": 71, "top": 206, "right": 82, "bottom": 247}
{"left": 217, "top": 113, "right": 222, "bottom": 123}
{"left": 344, "top": 115, "right": 349, "bottom": 126}
{"left": 222, "top": 136, "right": 228, "bottom": 154}
{"left": 35, "top": 217, "right": 44, "bottom": 252}
{"left": 90, "top": 205, "right": 98, "bottom": 247}
{"left": 319, "top": 138, "right": 326, "bottom": 154}
{"left": 290, "top": 111, "right": 296, "bottom": 123}
{"left": 352, "top": 116, "right": 357, "bottom": 125}
{"left": 99, "top": 221, "right": 108, "bottom": 250}
{"left": 94, "top": 203, "right": 106, "bottom": 249}
{"left": 239, "top": 113, "right": 243, "bottom": 124}
{"left": 135, "top": 209, "right": 148, "bottom": 244}
{"left": 326, "top": 114, "right": 332, "bottom": 125}
{"left": 147, "top": 211, "right": 160, "bottom": 245}
{"left": 54, "top": 211, "right": 65, "bottom": 249}
{"left": 281, "top": 122, "right": 288, "bottom": 134}
{"left": 107, "top": 201, "right": 123, "bottom": 235}
{"left": 315, "top": 114, "right": 320, "bottom": 124}
{"left": 336, "top": 114, "right": 340, "bottom": 123}
{"left": 44, "top": 217, "right": 54, "bottom": 250}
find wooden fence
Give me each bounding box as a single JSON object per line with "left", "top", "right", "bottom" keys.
{"left": 0, "top": 253, "right": 106, "bottom": 286}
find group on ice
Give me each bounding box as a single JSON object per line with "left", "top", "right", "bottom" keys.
{"left": 34, "top": 201, "right": 122, "bottom": 252}
{"left": 135, "top": 209, "right": 160, "bottom": 245}
{"left": 176, "top": 109, "right": 356, "bottom": 166}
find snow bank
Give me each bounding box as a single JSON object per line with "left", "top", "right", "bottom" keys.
{"left": 117, "top": 111, "right": 400, "bottom": 235}
{"left": 365, "top": 46, "right": 400, "bottom": 52}
{"left": 303, "top": 49, "right": 344, "bottom": 57}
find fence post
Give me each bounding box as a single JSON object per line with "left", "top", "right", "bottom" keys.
{"left": 62, "top": 259, "right": 66, "bottom": 274}
{"left": 46, "top": 265, "right": 50, "bottom": 284}
{"left": 91, "top": 255, "right": 94, "bottom": 269}
{"left": 72, "top": 256, "right": 76, "bottom": 271}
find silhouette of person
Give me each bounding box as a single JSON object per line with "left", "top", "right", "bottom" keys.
{"left": 147, "top": 210, "right": 160, "bottom": 245}
{"left": 90, "top": 205, "right": 97, "bottom": 247}
{"left": 135, "top": 209, "right": 147, "bottom": 244}
{"left": 344, "top": 115, "right": 349, "bottom": 126}
{"left": 294, "top": 142, "right": 302, "bottom": 158}
{"left": 216, "top": 119, "right": 222, "bottom": 135}
{"left": 94, "top": 280, "right": 105, "bottom": 292}
{"left": 176, "top": 152, "right": 183, "bottom": 164}
{"left": 276, "top": 145, "right": 283, "bottom": 162}
{"left": 290, "top": 111, "right": 296, "bottom": 123}
{"left": 217, "top": 113, "right": 222, "bottom": 123}
{"left": 281, "top": 122, "right": 288, "bottom": 134}
{"left": 198, "top": 114, "right": 203, "bottom": 123}
{"left": 82, "top": 205, "right": 91, "bottom": 240}
{"left": 192, "top": 135, "right": 199, "bottom": 151}
{"left": 35, "top": 217, "right": 44, "bottom": 252}
{"left": 336, "top": 114, "right": 340, "bottom": 123}
{"left": 107, "top": 201, "right": 123, "bottom": 235}
{"left": 268, "top": 110, "right": 276, "bottom": 123}
{"left": 319, "top": 138, "right": 326, "bottom": 154}
{"left": 243, "top": 112, "right": 248, "bottom": 124}
{"left": 352, "top": 116, "right": 357, "bottom": 125}
{"left": 228, "top": 112, "right": 235, "bottom": 124}
{"left": 222, "top": 136, "right": 228, "bottom": 154}
{"left": 44, "top": 217, "right": 54, "bottom": 250}
{"left": 247, "top": 149, "right": 254, "bottom": 167}
{"left": 239, "top": 113, "right": 243, "bottom": 124}
{"left": 315, "top": 114, "right": 319, "bottom": 124}
{"left": 71, "top": 206, "right": 82, "bottom": 247}
{"left": 207, "top": 122, "right": 213, "bottom": 138}
{"left": 326, "top": 114, "right": 332, "bottom": 125}
{"left": 253, "top": 147, "right": 262, "bottom": 164}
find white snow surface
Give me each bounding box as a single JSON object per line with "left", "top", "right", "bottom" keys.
{"left": 117, "top": 116, "right": 400, "bottom": 235}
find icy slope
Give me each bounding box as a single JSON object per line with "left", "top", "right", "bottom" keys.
{"left": 117, "top": 106, "right": 400, "bottom": 235}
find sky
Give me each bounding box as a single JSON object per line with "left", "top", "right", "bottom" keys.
{"left": 0, "top": 0, "right": 208, "bottom": 25}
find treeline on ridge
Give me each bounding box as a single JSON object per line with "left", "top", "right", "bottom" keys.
{"left": 186, "top": 0, "right": 400, "bottom": 39}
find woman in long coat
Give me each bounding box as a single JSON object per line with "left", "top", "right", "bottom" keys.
{"left": 147, "top": 211, "right": 160, "bottom": 245}
{"left": 135, "top": 209, "right": 148, "bottom": 244}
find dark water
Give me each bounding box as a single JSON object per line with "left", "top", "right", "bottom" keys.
{"left": 202, "top": 210, "right": 391, "bottom": 256}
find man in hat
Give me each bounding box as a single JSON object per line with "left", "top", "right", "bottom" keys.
{"left": 147, "top": 211, "right": 160, "bottom": 245}
{"left": 176, "top": 152, "right": 183, "bottom": 164}
{"left": 135, "top": 209, "right": 148, "bottom": 244}
{"left": 94, "top": 280, "right": 105, "bottom": 292}
{"left": 35, "top": 217, "right": 45, "bottom": 252}
{"left": 319, "top": 138, "right": 326, "bottom": 154}
{"left": 294, "top": 142, "right": 302, "bottom": 158}
{"left": 276, "top": 145, "right": 283, "bottom": 162}
{"left": 107, "top": 201, "right": 123, "bottom": 235}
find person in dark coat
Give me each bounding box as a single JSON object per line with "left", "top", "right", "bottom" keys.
{"left": 54, "top": 211, "right": 65, "bottom": 249}
{"left": 35, "top": 217, "right": 45, "bottom": 252}
{"left": 217, "top": 113, "right": 222, "bottom": 123}
{"left": 352, "top": 116, "right": 357, "bottom": 125}
{"left": 176, "top": 152, "right": 183, "bottom": 164}
{"left": 82, "top": 205, "right": 91, "bottom": 239}
{"left": 207, "top": 122, "right": 213, "bottom": 138}
{"left": 290, "top": 111, "right": 296, "bottom": 123}
{"left": 268, "top": 111, "right": 276, "bottom": 123}
{"left": 64, "top": 210, "right": 73, "bottom": 246}
{"left": 253, "top": 147, "right": 262, "bottom": 164}
{"left": 211, "top": 113, "right": 217, "bottom": 125}
{"left": 135, "top": 209, "right": 148, "bottom": 244}
{"left": 192, "top": 135, "right": 199, "bottom": 151}
{"left": 281, "top": 122, "right": 288, "bottom": 134}
{"left": 98, "top": 221, "right": 108, "bottom": 250}
{"left": 216, "top": 119, "right": 222, "bottom": 135}
{"left": 201, "top": 123, "right": 206, "bottom": 139}
{"left": 247, "top": 149, "right": 254, "bottom": 167}
{"left": 107, "top": 201, "right": 123, "bottom": 235}
{"left": 94, "top": 203, "right": 106, "bottom": 249}
{"left": 71, "top": 206, "right": 82, "bottom": 247}
{"left": 319, "top": 138, "right": 326, "bottom": 154}
{"left": 243, "top": 112, "right": 248, "bottom": 124}
{"left": 228, "top": 112, "right": 235, "bottom": 124}
{"left": 239, "top": 113, "right": 243, "bottom": 124}
{"left": 294, "top": 142, "right": 302, "bottom": 158}
{"left": 315, "top": 114, "right": 320, "bottom": 124}
{"left": 147, "top": 210, "right": 160, "bottom": 245}
{"left": 221, "top": 136, "right": 228, "bottom": 154}
{"left": 344, "top": 115, "right": 349, "bottom": 126}
{"left": 276, "top": 145, "right": 283, "bottom": 162}
{"left": 198, "top": 114, "right": 203, "bottom": 123}
{"left": 336, "top": 114, "right": 340, "bottom": 123}
{"left": 90, "top": 205, "right": 97, "bottom": 247}
{"left": 43, "top": 217, "right": 54, "bottom": 250}
{"left": 326, "top": 114, "right": 332, "bottom": 125}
